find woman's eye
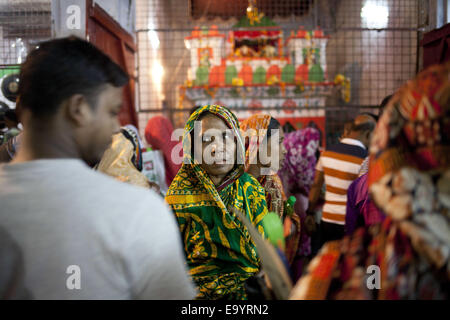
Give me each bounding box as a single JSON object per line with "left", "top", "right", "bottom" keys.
{"left": 202, "top": 136, "right": 213, "bottom": 143}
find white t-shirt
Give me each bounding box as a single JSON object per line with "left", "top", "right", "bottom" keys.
{"left": 0, "top": 159, "right": 196, "bottom": 300}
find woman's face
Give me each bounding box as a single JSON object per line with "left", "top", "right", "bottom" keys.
{"left": 194, "top": 113, "right": 237, "bottom": 182}
{"left": 260, "top": 126, "right": 286, "bottom": 172}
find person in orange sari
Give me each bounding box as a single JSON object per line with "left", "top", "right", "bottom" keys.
{"left": 290, "top": 62, "right": 450, "bottom": 300}
{"left": 240, "top": 114, "right": 301, "bottom": 265}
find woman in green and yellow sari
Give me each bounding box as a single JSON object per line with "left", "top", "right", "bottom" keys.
{"left": 165, "top": 105, "right": 268, "bottom": 300}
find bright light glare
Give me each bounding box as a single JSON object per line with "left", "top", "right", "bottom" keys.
{"left": 147, "top": 22, "right": 160, "bottom": 49}
{"left": 361, "top": 2, "right": 389, "bottom": 28}
{"left": 152, "top": 61, "right": 164, "bottom": 82}
{"left": 151, "top": 61, "right": 165, "bottom": 104}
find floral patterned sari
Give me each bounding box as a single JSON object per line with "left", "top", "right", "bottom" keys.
{"left": 279, "top": 127, "right": 320, "bottom": 260}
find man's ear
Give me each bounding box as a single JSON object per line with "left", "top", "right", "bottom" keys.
{"left": 365, "top": 130, "right": 372, "bottom": 141}
{"left": 65, "top": 94, "right": 93, "bottom": 127}
{"left": 363, "top": 130, "right": 371, "bottom": 146}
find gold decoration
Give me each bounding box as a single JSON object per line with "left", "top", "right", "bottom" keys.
{"left": 232, "top": 78, "right": 244, "bottom": 86}
{"left": 280, "top": 82, "right": 286, "bottom": 97}
{"left": 178, "top": 87, "right": 186, "bottom": 109}
{"left": 247, "top": 0, "right": 264, "bottom": 25}
{"left": 204, "top": 85, "right": 218, "bottom": 98}
{"left": 267, "top": 75, "right": 280, "bottom": 85}
{"left": 334, "top": 74, "right": 351, "bottom": 103}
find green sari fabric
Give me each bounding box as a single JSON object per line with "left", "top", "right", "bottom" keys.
{"left": 165, "top": 105, "right": 268, "bottom": 300}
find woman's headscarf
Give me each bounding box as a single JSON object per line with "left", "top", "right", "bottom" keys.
{"left": 290, "top": 62, "right": 450, "bottom": 300}
{"left": 240, "top": 114, "right": 287, "bottom": 215}
{"left": 97, "top": 127, "right": 149, "bottom": 188}
{"left": 123, "top": 124, "right": 143, "bottom": 151}
{"left": 367, "top": 62, "right": 450, "bottom": 271}
{"left": 165, "top": 105, "right": 268, "bottom": 300}
{"left": 181, "top": 105, "right": 246, "bottom": 192}
{"left": 240, "top": 114, "right": 272, "bottom": 171}
{"left": 145, "top": 115, "right": 182, "bottom": 187}
{"left": 240, "top": 114, "right": 302, "bottom": 265}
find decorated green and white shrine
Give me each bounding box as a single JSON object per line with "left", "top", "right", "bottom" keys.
{"left": 178, "top": 3, "right": 349, "bottom": 129}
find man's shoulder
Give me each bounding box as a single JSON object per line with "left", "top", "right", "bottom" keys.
{"left": 91, "top": 171, "right": 164, "bottom": 206}
{"left": 324, "top": 142, "right": 367, "bottom": 159}
{"left": 56, "top": 165, "right": 167, "bottom": 218}
{"left": 80, "top": 172, "right": 173, "bottom": 234}
{"left": 0, "top": 161, "right": 172, "bottom": 243}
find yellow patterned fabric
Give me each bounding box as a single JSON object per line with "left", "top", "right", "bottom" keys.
{"left": 97, "top": 132, "right": 149, "bottom": 188}
{"left": 240, "top": 114, "right": 272, "bottom": 171}
{"left": 165, "top": 105, "right": 268, "bottom": 300}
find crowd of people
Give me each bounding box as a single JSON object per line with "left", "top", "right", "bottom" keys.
{"left": 0, "top": 36, "right": 448, "bottom": 300}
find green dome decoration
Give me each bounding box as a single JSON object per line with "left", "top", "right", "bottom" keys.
{"left": 281, "top": 64, "right": 295, "bottom": 83}
{"left": 195, "top": 66, "right": 209, "bottom": 86}
{"left": 225, "top": 66, "right": 238, "bottom": 85}
{"left": 308, "top": 63, "right": 324, "bottom": 82}
{"left": 253, "top": 66, "right": 266, "bottom": 84}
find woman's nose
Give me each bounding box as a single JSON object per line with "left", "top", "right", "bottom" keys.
{"left": 212, "top": 140, "right": 225, "bottom": 153}
{"left": 112, "top": 118, "right": 121, "bottom": 134}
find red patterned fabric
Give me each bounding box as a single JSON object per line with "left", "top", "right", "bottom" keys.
{"left": 291, "top": 62, "right": 450, "bottom": 300}
{"left": 233, "top": 30, "right": 280, "bottom": 39}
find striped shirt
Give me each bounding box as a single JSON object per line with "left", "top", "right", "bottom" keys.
{"left": 316, "top": 138, "right": 367, "bottom": 225}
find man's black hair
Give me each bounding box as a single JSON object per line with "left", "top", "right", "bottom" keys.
{"left": 18, "top": 36, "right": 128, "bottom": 118}
{"left": 380, "top": 95, "right": 393, "bottom": 109}
{"left": 351, "top": 112, "right": 378, "bottom": 133}
{"left": 282, "top": 121, "right": 296, "bottom": 133}
{"left": 266, "top": 117, "right": 281, "bottom": 137}
{"left": 4, "top": 109, "right": 18, "bottom": 124}
{"left": 352, "top": 120, "right": 376, "bottom": 133}
{"left": 378, "top": 94, "right": 393, "bottom": 117}
{"left": 359, "top": 112, "right": 379, "bottom": 122}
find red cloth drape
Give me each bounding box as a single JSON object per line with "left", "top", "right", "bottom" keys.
{"left": 144, "top": 116, "right": 182, "bottom": 188}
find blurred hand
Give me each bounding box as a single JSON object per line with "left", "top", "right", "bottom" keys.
{"left": 263, "top": 272, "right": 272, "bottom": 290}
{"left": 304, "top": 215, "right": 317, "bottom": 236}
{"left": 148, "top": 181, "right": 161, "bottom": 194}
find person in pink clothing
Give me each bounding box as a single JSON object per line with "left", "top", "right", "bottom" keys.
{"left": 145, "top": 115, "right": 182, "bottom": 187}
{"left": 279, "top": 127, "right": 321, "bottom": 280}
